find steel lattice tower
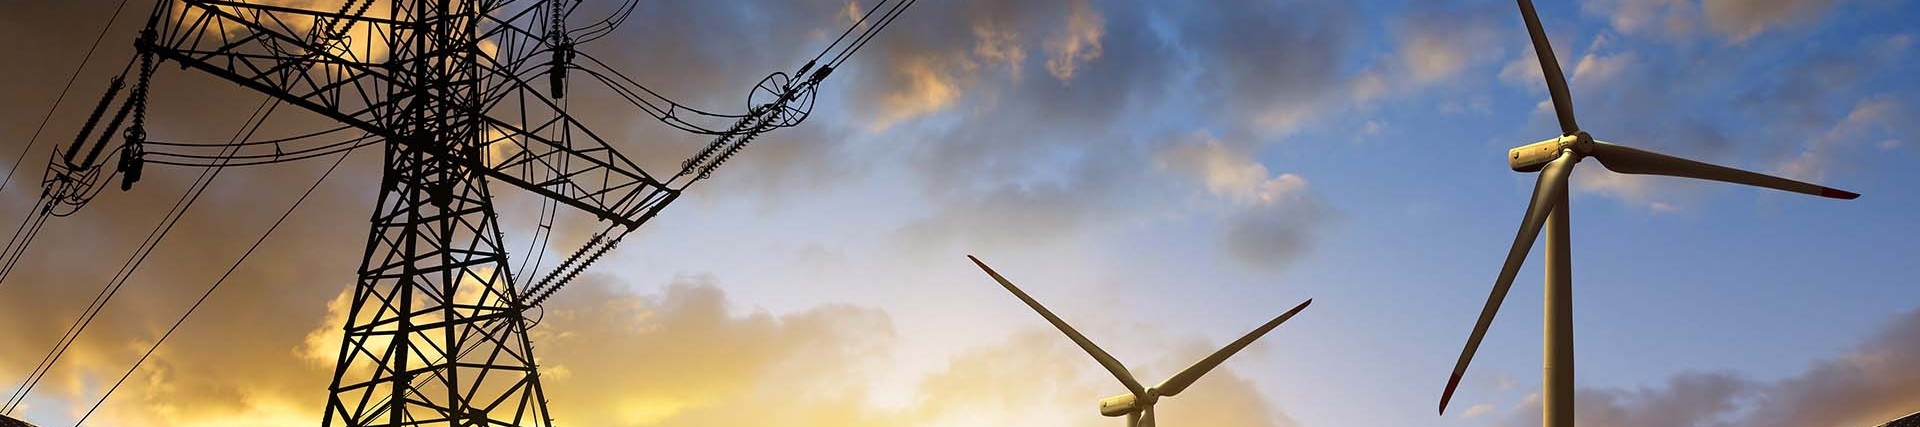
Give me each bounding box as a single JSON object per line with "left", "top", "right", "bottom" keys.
{"left": 87, "top": 0, "right": 880, "bottom": 423}
{"left": 317, "top": 1, "right": 549, "bottom": 423}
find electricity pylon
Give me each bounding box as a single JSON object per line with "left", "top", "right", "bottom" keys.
{"left": 34, "top": 0, "right": 909, "bottom": 425}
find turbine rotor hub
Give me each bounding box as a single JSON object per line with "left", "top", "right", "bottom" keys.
{"left": 1568, "top": 131, "right": 1595, "bottom": 154}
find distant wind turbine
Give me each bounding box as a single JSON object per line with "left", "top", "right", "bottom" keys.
{"left": 969, "top": 255, "right": 1311, "bottom": 427}
{"left": 1436, "top": 1, "right": 1860, "bottom": 426}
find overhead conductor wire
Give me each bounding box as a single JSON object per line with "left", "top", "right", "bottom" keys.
{"left": 0, "top": 0, "right": 136, "bottom": 195}
{"left": 1, "top": 98, "right": 283, "bottom": 415}
{"left": 72, "top": 142, "right": 360, "bottom": 426}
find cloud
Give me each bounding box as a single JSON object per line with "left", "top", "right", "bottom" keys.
{"left": 893, "top": 135, "right": 1154, "bottom": 255}
{"left": 865, "top": 53, "right": 971, "bottom": 131}
{"left": 530, "top": 276, "right": 900, "bottom": 426}
{"left": 1158, "top": 136, "right": 1332, "bottom": 272}
{"left": 1393, "top": 2, "right": 1506, "bottom": 85}
{"left": 1161, "top": 0, "right": 1359, "bottom": 135}
{"left": 1735, "top": 32, "right": 1910, "bottom": 131}
{"left": 1159, "top": 140, "right": 1308, "bottom": 206}
{"left": 1581, "top": 0, "right": 1701, "bottom": 39}
{"left": 1492, "top": 372, "right": 1753, "bottom": 427}
{"left": 1324, "top": 1, "right": 1508, "bottom": 112}
{"left": 1044, "top": 0, "right": 1106, "bottom": 82}
{"left": 1778, "top": 97, "right": 1904, "bottom": 182}
{"left": 1701, "top": 0, "right": 1845, "bottom": 42}
{"left": 4, "top": 224, "right": 1311, "bottom": 427}
{"left": 417, "top": 275, "right": 1307, "bottom": 427}
{"left": 842, "top": 0, "right": 1128, "bottom": 134}
{"left": 0, "top": 28, "right": 390, "bottom": 416}
{"left": 1582, "top": 0, "right": 1849, "bottom": 42}
{"left": 1571, "top": 50, "right": 1637, "bottom": 88}
{"left": 1486, "top": 308, "right": 1920, "bottom": 427}
{"left": 970, "top": 21, "right": 1028, "bottom": 78}
{"left": 870, "top": 0, "right": 1362, "bottom": 256}
{"left": 1219, "top": 202, "right": 1333, "bottom": 273}
{"left": 878, "top": 1, "right": 1362, "bottom": 257}
{"left": 1741, "top": 308, "right": 1920, "bottom": 427}
{"left": 1462, "top": 403, "right": 1497, "bottom": 418}
{"left": 0, "top": 157, "right": 384, "bottom": 427}
{"left": 1499, "top": 55, "right": 1548, "bottom": 91}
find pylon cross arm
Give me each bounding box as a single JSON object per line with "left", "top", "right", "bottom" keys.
{"left": 149, "top": 0, "right": 675, "bottom": 228}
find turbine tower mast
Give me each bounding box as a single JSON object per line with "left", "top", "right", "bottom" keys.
{"left": 14, "top": 0, "right": 911, "bottom": 424}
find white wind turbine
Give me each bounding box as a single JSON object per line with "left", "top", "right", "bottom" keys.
{"left": 1436, "top": 1, "right": 1861, "bottom": 426}
{"left": 969, "top": 255, "right": 1312, "bottom": 427}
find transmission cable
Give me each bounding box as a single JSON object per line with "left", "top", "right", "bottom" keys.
{"left": 1, "top": 98, "right": 281, "bottom": 415}
{"left": 829, "top": 0, "right": 917, "bottom": 70}
{"left": 145, "top": 133, "right": 380, "bottom": 167}
{"left": 0, "top": 0, "right": 136, "bottom": 195}
{"left": 503, "top": 0, "right": 919, "bottom": 300}
{"left": 71, "top": 143, "right": 359, "bottom": 427}
{"left": 0, "top": 197, "right": 50, "bottom": 290}
{"left": 143, "top": 124, "right": 352, "bottom": 148}
{"left": 0, "top": 207, "right": 51, "bottom": 287}
{"left": 513, "top": 98, "right": 564, "bottom": 284}
{"left": 811, "top": 0, "right": 888, "bottom": 67}
{"left": 0, "top": 0, "right": 142, "bottom": 291}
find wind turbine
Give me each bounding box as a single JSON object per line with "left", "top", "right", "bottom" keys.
{"left": 968, "top": 255, "right": 1312, "bottom": 427}
{"left": 1436, "top": 1, "right": 1860, "bottom": 426}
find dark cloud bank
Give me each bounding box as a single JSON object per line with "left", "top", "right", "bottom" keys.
{"left": 1492, "top": 307, "right": 1920, "bottom": 427}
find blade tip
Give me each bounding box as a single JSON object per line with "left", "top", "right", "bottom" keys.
{"left": 1820, "top": 187, "right": 1860, "bottom": 200}
{"left": 1439, "top": 372, "right": 1463, "bottom": 415}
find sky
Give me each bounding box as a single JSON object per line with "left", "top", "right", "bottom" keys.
{"left": 1, "top": 0, "right": 1917, "bottom": 426}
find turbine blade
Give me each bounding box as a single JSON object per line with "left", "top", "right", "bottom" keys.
{"left": 1140, "top": 405, "right": 1157, "bottom": 427}
{"left": 1587, "top": 141, "right": 1859, "bottom": 199}
{"left": 1517, "top": 0, "right": 1579, "bottom": 134}
{"left": 1440, "top": 153, "right": 1575, "bottom": 414}
{"left": 1155, "top": 299, "right": 1313, "bottom": 397}
{"left": 968, "top": 255, "right": 1148, "bottom": 398}
{"left": 1128, "top": 410, "right": 1141, "bottom": 427}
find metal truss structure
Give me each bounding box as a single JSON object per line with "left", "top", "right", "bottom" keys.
{"left": 5, "top": 0, "right": 911, "bottom": 424}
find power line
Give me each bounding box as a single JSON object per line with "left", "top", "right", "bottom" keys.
{"left": 811, "top": 0, "right": 888, "bottom": 66}
{"left": 72, "top": 143, "right": 359, "bottom": 426}
{"left": 143, "top": 124, "right": 353, "bottom": 147}
{"left": 0, "top": 197, "right": 50, "bottom": 290}
{"left": 1, "top": 98, "right": 281, "bottom": 415}
{"left": 830, "top": 0, "right": 917, "bottom": 70}
{"left": 0, "top": 0, "right": 143, "bottom": 293}
{"left": 0, "top": 0, "right": 137, "bottom": 195}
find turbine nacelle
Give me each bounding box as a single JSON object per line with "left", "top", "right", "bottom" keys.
{"left": 1099, "top": 392, "right": 1147, "bottom": 417}
{"left": 1508, "top": 132, "right": 1591, "bottom": 172}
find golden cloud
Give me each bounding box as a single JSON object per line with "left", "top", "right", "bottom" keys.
{"left": 1044, "top": 0, "right": 1106, "bottom": 83}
